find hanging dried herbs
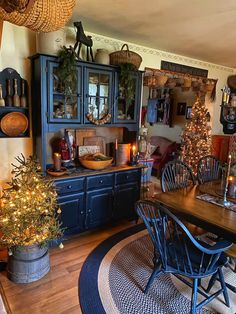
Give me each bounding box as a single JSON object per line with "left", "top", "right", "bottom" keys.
{"left": 57, "top": 46, "right": 77, "bottom": 95}
{"left": 119, "top": 63, "right": 137, "bottom": 106}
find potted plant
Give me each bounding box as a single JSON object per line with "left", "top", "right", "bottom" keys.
{"left": 0, "top": 155, "right": 63, "bottom": 283}
{"left": 119, "top": 63, "right": 137, "bottom": 107}
{"left": 57, "top": 45, "right": 78, "bottom": 96}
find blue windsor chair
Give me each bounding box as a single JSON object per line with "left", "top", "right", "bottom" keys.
{"left": 135, "top": 200, "right": 232, "bottom": 314}
{"left": 197, "top": 155, "right": 222, "bottom": 184}
{"left": 161, "top": 159, "right": 206, "bottom": 236}
{"left": 161, "top": 159, "right": 195, "bottom": 192}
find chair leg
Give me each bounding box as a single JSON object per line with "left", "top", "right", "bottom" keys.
{"left": 218, "top": 268, "right": 230, "bottom": 307}
{"left": 206, "top": 272, "right": 217, "bottom": 293}
{"left": 153, "top": 248, "right": 159, "bottom": 266}
{"left": 225, "top": 282, "right": 236, "bottom": 293}
{"left": 191, "top": 278, "right": 198, "bottom": 314}
{"left": 144, "top": 266, "right": 161, "bottom": 294}
{"left": 198, "top": 278, "right": 201, "bottom": 288}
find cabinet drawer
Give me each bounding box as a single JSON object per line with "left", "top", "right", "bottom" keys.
{"left": 87, "top": 174, "right": 114, "bottom": 190}
{"left": 115, "top": 170, "right": 140, "bottom": 185}
{"left": 56, "top": 178, "right": 85, "bottom": 195}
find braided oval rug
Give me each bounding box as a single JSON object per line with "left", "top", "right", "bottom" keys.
{"left": 79, "top": 225, "right": 236, "bottom": 314}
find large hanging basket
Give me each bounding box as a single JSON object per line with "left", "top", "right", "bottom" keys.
{"left": 0, "top": 0, "right": 76, "bottom": 32}
{"left": 109, "top": 44, "right": 142, "bottom": 70}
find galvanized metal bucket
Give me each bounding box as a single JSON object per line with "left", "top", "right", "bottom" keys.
{"left": 7, "top": 244, "right": 50, "bottom": 283}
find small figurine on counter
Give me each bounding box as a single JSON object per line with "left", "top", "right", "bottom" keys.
{"left": 59, "top": 136, "right": 70, "bottom": 163}
{"left": 59, "top": 130, "right": 77, "bottom": 168}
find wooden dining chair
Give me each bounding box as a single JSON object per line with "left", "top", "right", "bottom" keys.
{"left": 136, "top": 200, "right": 232, "bottom": 314}
{"left": 197, "top": 155, "right": 222, "bottom": 184}
{"left": 206, "top": 245, "right": 236, "bottom": 294}
{"left": 161, "top": 159, "right": 205, "bottom": 235}
{"left": 161, "top": 159, "right": 195, "bottom": 192}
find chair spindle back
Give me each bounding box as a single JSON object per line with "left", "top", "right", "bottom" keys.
{"left": 161, "top": 160, "right": 195, "bottom": 192}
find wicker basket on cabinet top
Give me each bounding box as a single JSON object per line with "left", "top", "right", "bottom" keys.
{"left": 109, "top": 44, "right": 142, "bottom": 70}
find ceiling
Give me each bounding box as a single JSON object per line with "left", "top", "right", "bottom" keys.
{"left": 69, "top": 0, "right": 236, "bottom": 68}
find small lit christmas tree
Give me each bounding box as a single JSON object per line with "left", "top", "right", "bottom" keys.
{"left": 0, "top": 155, "right": 63, "bottom": 248}
{"left": 180, "top": 95, "right": 211, "bottom": 174}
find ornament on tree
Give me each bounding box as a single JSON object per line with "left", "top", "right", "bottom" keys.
{"left": 180, "top": 95, "right": 211, "bottom": 174}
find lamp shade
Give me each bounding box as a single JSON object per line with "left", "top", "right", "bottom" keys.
{"left": 0, "top": 0, "right": 75, "bottom": 32}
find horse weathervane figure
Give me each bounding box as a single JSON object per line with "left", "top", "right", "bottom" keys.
{"left": 73, "top": 21, "right": 94, "bottom": 62}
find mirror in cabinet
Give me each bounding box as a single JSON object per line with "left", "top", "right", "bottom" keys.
{"left": 85, "top": 68, "right": 113, "bottom": 124}
{"left": 48, "top": 61, "right": 82, "bottom": 123}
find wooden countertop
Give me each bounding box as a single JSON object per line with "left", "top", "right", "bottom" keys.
{"left": 46, "top": 164, "right": 144, "bottom": 181}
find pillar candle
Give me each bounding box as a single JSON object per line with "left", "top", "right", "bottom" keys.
{"left": 228, "top": 176, "right": 236, "bottom": 198}
{"left": 115, "top": 139, "right": 118, "bottom": 150}
{"left": 132, "top": 145, "right": 136, "bottom": 156}
{"left": 131, "top": 145, "right": 136, "bottom": 162}
{"left": 53, "top": 153, "right": 61, "bottom": 171}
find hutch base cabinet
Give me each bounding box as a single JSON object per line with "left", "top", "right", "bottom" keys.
{"left": 54, "top": 167, "right": 141, "bottom": 237}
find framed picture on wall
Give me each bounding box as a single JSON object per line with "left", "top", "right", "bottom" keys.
{"left": 177, "top": 102, "right": 186, "bottom": 115}
{"left": 186, "top": 106, "right": 192, "bottom": 119}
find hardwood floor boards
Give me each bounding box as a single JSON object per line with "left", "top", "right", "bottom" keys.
{"left": 0, "top": 220, "right": 136, "bottom": 314}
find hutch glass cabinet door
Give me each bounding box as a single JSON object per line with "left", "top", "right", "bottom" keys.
{"left": 84, "top": 68, "right": 113, "bottom": 124}
{"left": 48, "top": 61, "right": 82, "bottom": 123}
{"left": 114, "top": 72, "right": 141, "bottom": 124}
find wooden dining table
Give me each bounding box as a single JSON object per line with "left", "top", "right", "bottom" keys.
{"left": 153, "top": 181, "right": 236, "bottom": 243}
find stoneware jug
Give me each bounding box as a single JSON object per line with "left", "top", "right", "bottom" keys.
{"left": 95, "top": 49, "right": 109, "bottom": 65}
{"left": 36, "top": 29, "right": 66, "bottom": 55}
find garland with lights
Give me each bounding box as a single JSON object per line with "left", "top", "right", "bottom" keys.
{"left": 0, "top": 155, "right": 63, "bottom": 248}
{"left": 180, "top": 95, "right": 211, "bottom": 174}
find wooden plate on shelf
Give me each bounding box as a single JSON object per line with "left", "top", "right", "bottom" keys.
{"left": 46, "top": 167, "right": 67, "bottom": 176}
{"left": 1, "top": 112, "right": 28, "bottom": 136}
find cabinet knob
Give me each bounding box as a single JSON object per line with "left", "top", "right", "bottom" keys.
{"left": 99, "top": 180, "right": 103, "bottom": 184}
{"left": 67, "top": 185, "right": 72, "bottom": 189}
{"left": 126, "top": 175, "right": 129, "bottom": 179}
{"left": 80, "top": 211, "right": 84, "bottom": 214}
{"left": 88, "top": 209, "right": 91, "bottom": 213}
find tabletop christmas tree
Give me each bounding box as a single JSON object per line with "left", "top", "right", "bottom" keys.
{"left": 0, "top": 154, "right": 63, "bottom": 248}
{"left": 180, "top": 95, "right": 211, "bottom": 174}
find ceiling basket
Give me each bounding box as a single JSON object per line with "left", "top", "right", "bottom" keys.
{"left": 109, "top": 44, "right": 142, "bottom": 70}
{"left": 0, "top": 0, "right": 76, "bottom": 32}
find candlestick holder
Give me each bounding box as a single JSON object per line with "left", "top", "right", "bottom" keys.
{"left": 217, "top": 178, "right": 231, "bottom": 207}
{"left": 129, "top": 152, "right": 139, "bottom": 166}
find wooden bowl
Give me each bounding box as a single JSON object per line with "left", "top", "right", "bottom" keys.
{"left": 1, "top": 112, "right": 28, "bottom": 136}
{"left": 79, "top": 156, "right": 113, "bottom": 170}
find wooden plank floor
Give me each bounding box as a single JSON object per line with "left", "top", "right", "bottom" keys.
{"left": 0, "top": 221, "right": 136, "bottom": 314}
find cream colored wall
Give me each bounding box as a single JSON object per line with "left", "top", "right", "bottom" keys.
{"left": 0, "top": 24, "right": 234, "bottom": 181}
{"left": 0, "top": 22, "right": 36, "bottom": 184}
